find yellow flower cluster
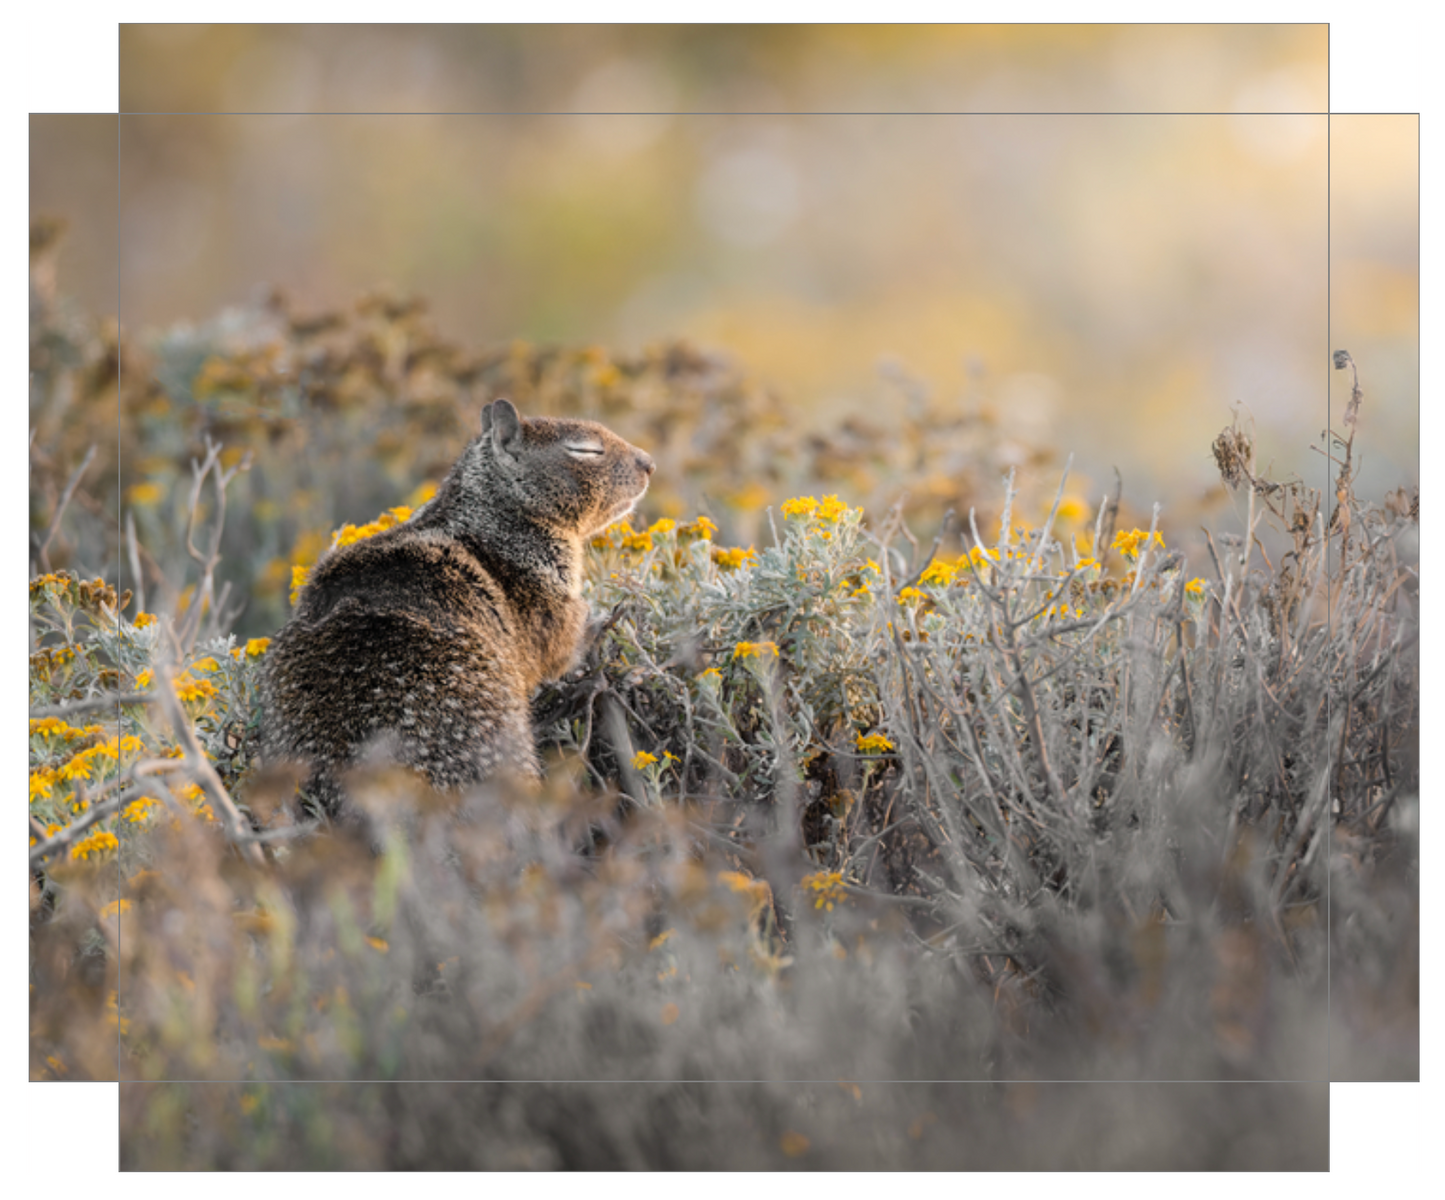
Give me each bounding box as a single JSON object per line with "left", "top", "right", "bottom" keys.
{"left": 133, "top": 611, "right": 156, "bottom": 629}
{"left": 779, "top": 494, "right": 851, "bottom": 523}
{"left": 1112, "top": 528, "right": 1165, "bottom": 560}
{"left": 174, "top": 673, "right": 218, "bottom": 705}
{"left": 39, "top": 735, "right": 146, "bottom": 793}
{"left": 123, "top": 797, "right": 159, "bottom": 824}
{"left": 855, "top": 732, "right": 894, "bottom": 754}
{"left": 30, "top": 718, "right": 104, "bottom": 742}
{"left": 712, "top": 546, "right": 758, "bottom": 571}
{"left": 70, "top": 829, "right": 119, "bottom": 861}
{"left": 1185, "top": 577, "right": 1207, "bottom": 597}
{"left": 632, "top": 751, "right": 659, "bottom": 770}
{"left": 332, "top": 505, "right": 414, "bottom": 550}
{"left": 801, "top": 870, "right": 847, "bottom": 912}
{"left": 230, "top": 637, "right": 271, "bottom": 660}
{"left": 733, "top": 641, "right": 779, "bottom": 661}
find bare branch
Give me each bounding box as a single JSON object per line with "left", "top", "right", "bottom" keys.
{"left": 36, "top": 443, "right": 97, "bottom": 573}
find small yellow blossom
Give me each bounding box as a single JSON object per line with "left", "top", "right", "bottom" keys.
{"left": 333, "top": 505, "right": 413, "bottom": 550}
{"left": 632, "top": 751, "right": 660, "bottom": 770}
{"left": 135, "top": 668, "right": 154, "bottom": 689}
{"left": 190, "top": 657, "right": 219, "bottom": 673}
{"left": 1055, "top": 495, "right": 1089, "bottom": 524}
{"left": 125, "top": 481, "right": 165, "bottom": 507}
{"left": 366, "top": 937, "right": 390, "bottom": 954}
{"left": 1185, "top": 577, "right": 1207, "bottom": 597}
{"left": 780, "top": 496, "right": 819, "bottom": 519}
{"left": 100, "top": 899, "right": 131, "bottom": 920}
{"left": 919, "top": 559, "right": 957, "bottom": 586}
{"left": 733, "top": 641, "right": 779, "bottom": 661}
{"left": 897, "top": 587, "right": 927, "bottom": 604}
{"left": 289, "top": 565, "right": 310, "bottom": 605}
{"left": 816, "top": 494, "right": 849, "bottom": 522}
{"left": 70, "top": 830, "right": 119, "bottom": 861}
{"left": 123, "top": 798, "right": 158, "bottom": 824}
{"left": 801, "top": 870, "right": 847, "bottom": 912}
{"left": 712, "top": 545, "right": 758, "bottom": 570}
{"left": 174, "top": 674, "right": 217, "bottom": 705}
{"left": 680, "top": 515, "right": 718, "bottom": 540}
{"left": 133, "top": 611, "right": 156, "bottom": 629}
{"left": 648, "top": 518, "right": 676, "bottom": 536}
{"left": 698, "top": 667, "right": 723, "bottom": 684}
{"left": 855, "top": 732, "right": 894, "bottom": 754}
{"left": 621, "top": 528, "right": 654, "bottom": 553}
{"left": 1112, "top": 528, "right": 1166, "bottom": 560}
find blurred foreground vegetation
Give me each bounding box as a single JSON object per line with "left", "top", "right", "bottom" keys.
{"left": 29, "top": 225, "right": 1417, "bottom": 1168}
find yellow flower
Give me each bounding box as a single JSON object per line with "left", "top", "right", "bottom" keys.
{"left": 1185, "top": 577, "right": 1207, "bottom": 597}
{"left": 648, "top": 518, "right": 676, "bottom": 537}
{"left": 712, "top": 546, "right": 757, "bottom": 571}
{"left": 190, "top": 657, "right": 220, "bottom": 673}
{"left": 1111, "top": 528, "right": 1166, "bottom": 560}
{"left": 100, "top": 899, "right": 131, "bottom": 920}
{"left": 733, "top": 641, "right": 779, "bottom": 661}
{"left": 780, "top": 496, "right": 818, "bottom": 519}
{"left": 289, "top": 565, "right": 310, "bottom": 605}
{"left": 965, "top": 546, "right": 1001, "bottom": 569}
{"left": 919, "top": 559, "right": 956, "bottom": 586}
{"left": 123, "top": 797, "right": 158, "bottom": 824}
{"left": 135, "top": 668, "right": 154, "bottom": 689}
{"left": 333, "top": 505, "right": 413, "bottom": 549}
{"left": 855, "top": 732, "right": 893, "bottom": 754}
{"left": 245, "top": 637, "right": 271, "bottom": 657}
{"left": 366, "top": 937, "right": 390, "bottom": 954}
{"left": 698, "top": 667, "right": 723, "bottom": 684}
{"left": 621, "top": 528, "right": 654, "bottom": 553}
{"left": 816, "top": 494, "right": 849, "bottom": 522}
{"left": 70, "top": 830, "right": 119, "bottom": 861}
{"left": 133, "top": 611, "right": 156, "bottom": 629}
{"left": 897, "top": 587, "right": 927, "bottom": 604}
{"left": 174, "top": 674, "right": 217, "bottom": 705}
{"left": 29, "top": 770, "right": 56, "bottom": 803}
{"left": 1075, "top": 557, "right": 1100, "bottom": 572}
{"left": 125, "top": 481, "right": 165, "bottom": 507}
{"left": 680, "top": 515, "right": 717, "bottom": 540}
{"left": 632, "top": 751, "right": 659, "bottom": 770}
{"left": 801, "top": 870, "right": 846, "bottom": 912}
{"left": 1055, "top": 495, "right": 1089, "bottom": 524}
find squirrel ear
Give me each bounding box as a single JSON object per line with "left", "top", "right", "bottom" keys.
{"left": 487, "top": 398, "right": 523, "bottom": 461}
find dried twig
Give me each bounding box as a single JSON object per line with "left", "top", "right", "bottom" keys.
{"left": 35, "top": 443, "right": 97, "bottom": 573}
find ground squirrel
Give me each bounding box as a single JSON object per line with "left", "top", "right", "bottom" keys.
{"left": 259, "top": 398, "right": 655, "bottom": 819}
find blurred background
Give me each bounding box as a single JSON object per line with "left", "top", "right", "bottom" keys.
{"left": 32, "top": 25, "right": 1417, "bottom": 560}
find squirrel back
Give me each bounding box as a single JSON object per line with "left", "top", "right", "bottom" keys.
{"left": 259, "top": 398, "right": 654, "bottom": 818}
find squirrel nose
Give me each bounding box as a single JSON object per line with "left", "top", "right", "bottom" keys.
{"left": 637, "top": 451, "right": 656, "bottom": 476}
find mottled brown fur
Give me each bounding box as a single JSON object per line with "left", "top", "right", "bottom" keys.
{"left": 259, "top": 399, "right": 654, "bottom": 819}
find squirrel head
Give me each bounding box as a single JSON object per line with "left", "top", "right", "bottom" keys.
{"left": 476, "top": 398, "right": 655, "bottom": 538}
